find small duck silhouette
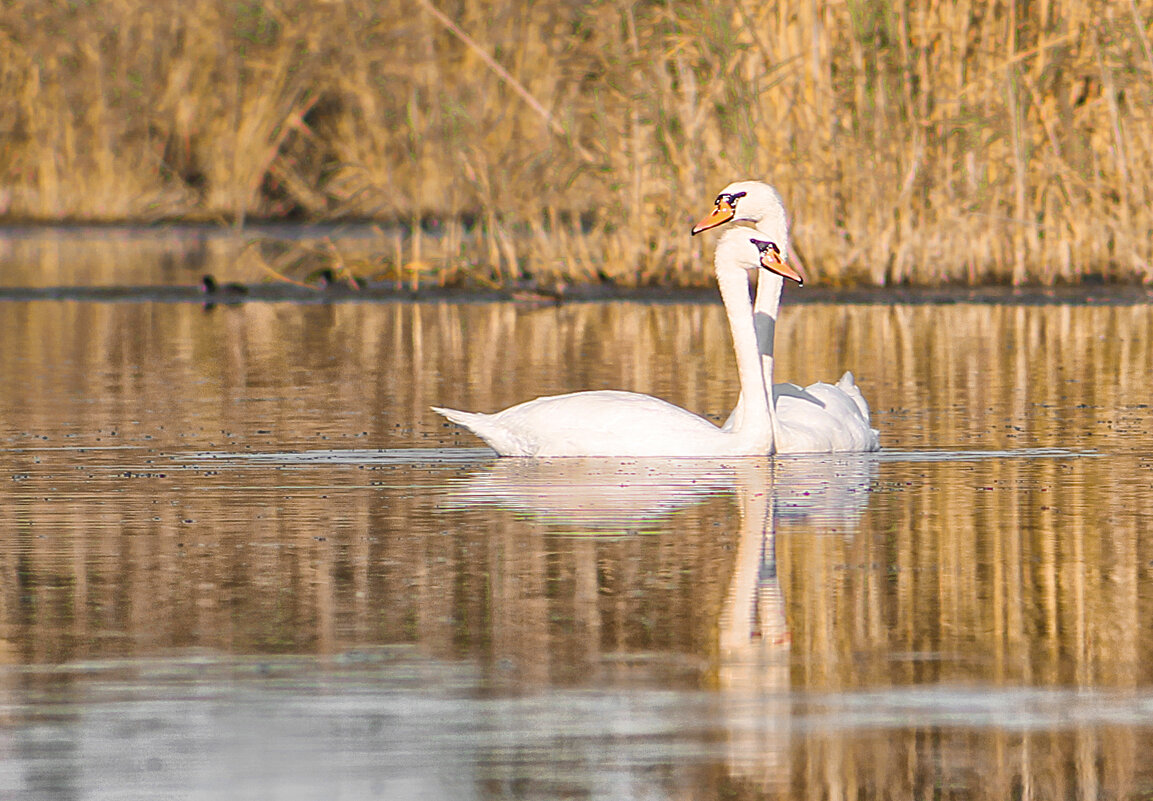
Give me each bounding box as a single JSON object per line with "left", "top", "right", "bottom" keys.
{"left": 199, "top": 275, "right": 248, "bottom": 307}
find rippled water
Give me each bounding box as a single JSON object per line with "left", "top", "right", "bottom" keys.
{"left": 1, "top": 287, "right": 1152, "bottom": 799}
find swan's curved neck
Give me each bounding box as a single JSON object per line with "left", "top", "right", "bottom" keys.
{"left": 752, "top": 271, "right": 782, "bottom": 442}
{"left": 716, "top": 266, "right": 774, "bottom": 452}
{"left": 752, "top": 272, "right": 783, "bottom": 361}
{"left": 751, "top": 216, "right": 787, "bottom": 443}
{"left": 750, "top": 211, "right": 786, "bottom": 367}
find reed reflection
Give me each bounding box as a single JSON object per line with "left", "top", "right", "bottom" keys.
{"left": 2, "top": 300, "right": 1152, "bottom": 455}
{"left": 2, "top": 298, "right": 1153, "bottom": 798}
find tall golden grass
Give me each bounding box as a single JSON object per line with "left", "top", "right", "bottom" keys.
{"left": 1, "top": 0, "right": 1151, "bottom": 285}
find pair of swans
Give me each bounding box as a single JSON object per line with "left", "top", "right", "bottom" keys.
{"left": 433, "top": 181, "right": 879, "bottom": 457}
{"left": 693, "top": 181, "right": 879, "bottom": 454}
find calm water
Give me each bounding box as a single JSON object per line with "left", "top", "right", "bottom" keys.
{"left": 1, "top": 282, "right": 1152, "bottom": 798}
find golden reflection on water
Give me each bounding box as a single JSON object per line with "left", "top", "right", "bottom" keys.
{"left": 2, "top": 300, "right": 1150, "bottom": 450}
{"left": 1, "top": 299, "right": 1153, "bottom": 798}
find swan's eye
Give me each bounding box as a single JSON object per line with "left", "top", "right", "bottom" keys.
{"left": 750, "top": 239, "right": 783, "bottom": 262}
{"left": 718, "top": 191, "right": 746, "bottom": 209}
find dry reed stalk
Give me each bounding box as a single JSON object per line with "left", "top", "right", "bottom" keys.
{"left": 392, "top": 234, "right": 404, "bottom": 290}
{"left": 0, "top": 0, "right": 1151, "bottom": 285}
{"left": 240, "top": 240, "right": 314, "bottom": 288}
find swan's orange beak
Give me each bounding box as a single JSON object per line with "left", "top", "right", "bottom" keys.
{"left": 691, "top": 198, "right": 736, "bottom": 235}
{"left": 759, "top": 247, "right": 806, "bottom": 287}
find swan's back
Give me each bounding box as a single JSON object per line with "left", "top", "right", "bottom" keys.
{"left": 434, "top": 390, "right": 736, "bottom": 457}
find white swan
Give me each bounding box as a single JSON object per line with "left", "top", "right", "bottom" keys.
{"left": 692, "top": 180, "right": 880, "bottom": 453}
{"left": 433, "top": 229, "right": 797, "bottom": 457}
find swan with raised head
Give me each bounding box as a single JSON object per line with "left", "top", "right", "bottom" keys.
{"left": 692, "top": 180, "right": 880, "bottom": 453}
{"left": 433, "top": 229, "right": 800, "bottom": 457}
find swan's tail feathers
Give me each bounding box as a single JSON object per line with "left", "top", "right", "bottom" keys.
{"left": 431, "top": 405, "right": 493, "bottom": 447}
{"left": 431, "top": 406, "right": 530, "bottom": 456}
{"left": 431, "top": 405, "right": 483, "bottom": 429}
{"left": 835, "top": 371, "right": 872, "bottom": 422}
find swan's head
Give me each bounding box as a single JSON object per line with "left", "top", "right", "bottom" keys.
{"left": 714, "top": 229, "right": 804, "bottom": 286}
{"left": 751, "top": 238, "right": 804, "bottom": 286}
{"left": 691, "top": 180, "right": 789, "bottom": 241}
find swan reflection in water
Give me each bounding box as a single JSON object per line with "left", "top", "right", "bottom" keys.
{"left": 439, "top": 454, "right": 877, "bottom": 787}
{"left": 438, "top": 454, "right": 875, "bottom": 534}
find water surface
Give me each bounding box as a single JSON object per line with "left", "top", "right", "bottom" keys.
{"left": 1, "top": 296, "right": 1152, "bottom": 799}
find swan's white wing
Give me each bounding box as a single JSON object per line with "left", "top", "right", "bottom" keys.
{"left": 435, "top": 390, "right": 728, "bottom": 457}
{"left": 774, "top": 372, "right": 880, "bottom": 453}
{"left": 830, "top": 370, "right": 872, "bottom": 421}
{"left": 721, "top": 372, "right": 880, "bottom": 453}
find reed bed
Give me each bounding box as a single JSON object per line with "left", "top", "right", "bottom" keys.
{"left": 1, "top": 0, "right": 1151, "bottom": 285}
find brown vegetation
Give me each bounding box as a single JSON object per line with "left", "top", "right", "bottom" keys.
{"left": 1, "top": 0, "right": 1151, "bottom": 285}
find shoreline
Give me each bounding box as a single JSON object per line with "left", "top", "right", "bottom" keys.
{"left": 2, "top": 282, "right": 1150, "bottom": 307}
{"left": 2, "top": 224, "right": 1148, "bottom": 295}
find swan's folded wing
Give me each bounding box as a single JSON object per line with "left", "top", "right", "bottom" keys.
{"left": 436, "top": 391, "right": 730, "bottom": 457}
{"left": 834, "top": 370, "right": 872, "bottom": 422}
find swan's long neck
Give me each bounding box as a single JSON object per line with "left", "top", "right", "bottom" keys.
{"left": 716, "top": 264, "right": 774, "bottom": 453}
{"left": 752, "top": 271, "right": 782, "bottom": 368}
{"left": 751, "top": 208, "right": 788, "bottom": 443}
{"left": 751, "top": 271, "right": 783, "bottom": 442}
